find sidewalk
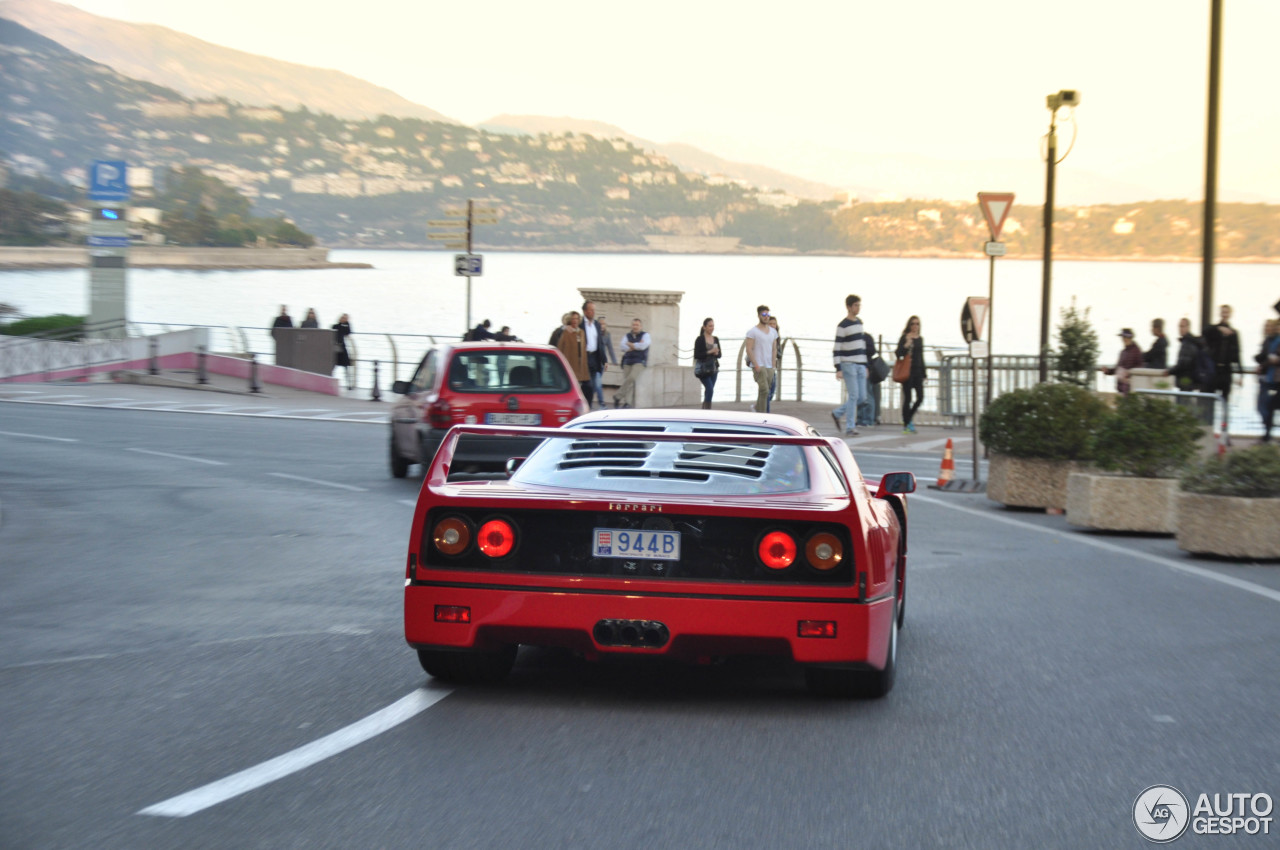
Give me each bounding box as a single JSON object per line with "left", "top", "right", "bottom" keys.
{"left": 0, "top": 366, "right": 977, "bottom": 454}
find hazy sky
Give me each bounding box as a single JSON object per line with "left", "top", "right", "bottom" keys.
{"left": 54, "top": 0, "right": 1280, "bottom": 201}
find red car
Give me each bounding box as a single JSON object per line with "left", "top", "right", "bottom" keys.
{"left": 389, "top": 342, "right": 589, "bottom": 477}
{"left": 403, "top": 409, "right": 915, "bottom": 697}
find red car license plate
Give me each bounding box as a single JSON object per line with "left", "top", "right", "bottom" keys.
{"left": 486, "top": 412, "right": 541, "bottom": 425}
{"left": 592, "top": 528, "right": 680, "bottom": 560}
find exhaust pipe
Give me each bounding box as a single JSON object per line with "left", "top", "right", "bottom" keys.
{"left": 594, "top": 619, "right": 669, "bottom": 649}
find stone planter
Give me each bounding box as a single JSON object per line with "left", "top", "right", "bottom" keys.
{"left": 1065, "top": 473, "right": 1178, "bottom": 534}
{"left": 987, "top": 454, "right": 1086, "bottom": 511}
{"left": 1175, "top": 493, "right": 1280, "bottom": 559}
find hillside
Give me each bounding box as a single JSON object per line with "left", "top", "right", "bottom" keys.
{"left": 0, "top": 0, "right": 456, "bottom": 124}
{"left": 3, "top": 17, "right": 1280, "bottom": 259}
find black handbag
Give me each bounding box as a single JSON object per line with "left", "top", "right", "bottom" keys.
{"left": 694, "top": 358, "right": 717, "bottom": 378}
{"left": 867, "top": 355, "right": 891, "bottom": 384}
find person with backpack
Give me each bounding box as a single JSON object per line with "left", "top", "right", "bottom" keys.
{"left": 1168, "top": 317, "right": 1214, "bottom": 393}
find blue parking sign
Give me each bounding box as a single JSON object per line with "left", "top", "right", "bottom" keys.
{"left": 89, "top": 161, "right": 130, "bottom": 201}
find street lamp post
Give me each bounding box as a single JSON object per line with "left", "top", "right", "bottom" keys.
{"left": 1039, "top": 89, "right": 1080, "bottom": 383}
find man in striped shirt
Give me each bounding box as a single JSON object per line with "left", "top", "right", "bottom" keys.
{"left": 831, "top": 294, "right": 870, "bottom": 436}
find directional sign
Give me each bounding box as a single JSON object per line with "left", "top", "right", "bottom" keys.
{"left": 984, "top": 241, "right": 1006, "bottom": 257}
{"left": 977, "top": 192, "right": 1014, "bottom": 241}
{"left": 428, "top": 232, "right": 467, "bottom": 240}
{"left": 427, "top": 220, "right": 467, "bottom": 228}
{"left": 89, "top": 160, "right": 130, "bottom": 201}
{"left": 961, "top": 297, "right": 990, "bottom": 343}
{"left": 455, "top": 254, "right": 483, "bottom": 277}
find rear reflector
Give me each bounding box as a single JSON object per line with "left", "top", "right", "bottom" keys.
{"left": 797, "top": 620, "right": 837, "bottom": 638}
{"left": 435, "top": 605, "right": 471, "bottom": 624}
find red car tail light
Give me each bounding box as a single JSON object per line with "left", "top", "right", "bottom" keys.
{"left": 797, "top": 620, "right": 837, "bottom": 638}
{"left": 433, "top": 516, "right": 472, "bottom": 556}
{"left": 435, "top": 605, "right": 471, "bottom": 623}
{"left": 426, "top": 399, "right": 452, "bottom": 429}
{"left": 477, "top": 519, "right": 516, "bottom": 558}
{"left": 804, "top": 532, "right": 844, "bottom": 571}
{"left": 758, "top": 531, "right": 796, "bottom": 570}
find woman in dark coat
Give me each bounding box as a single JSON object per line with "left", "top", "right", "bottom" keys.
{"left": 895, "top": 315, "right": 927, "bottom": 433}
{"left": 332, "top": 313, "right": 352, "bottom": 388}
{"left": 692, "top": 317, "right": 721, "bottom": 409}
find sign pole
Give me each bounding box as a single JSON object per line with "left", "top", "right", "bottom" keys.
{"left": 465, "top": 199, "right": 473, "bottom": 335}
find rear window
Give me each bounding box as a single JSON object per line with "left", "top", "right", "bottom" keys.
{"left": 446, "top": 351, "right": 572, "bottom": 393}
{"left": 511, "top": 421, "right": 810, "bottom": 496}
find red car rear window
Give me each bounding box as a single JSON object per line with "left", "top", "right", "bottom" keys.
{"left": 447, "top": 351, "right": 572, "bottom": 394}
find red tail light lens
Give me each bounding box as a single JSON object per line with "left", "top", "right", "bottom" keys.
{"left": 477, "top": 519, "right": 515, "bottom": 558}
{"left": 435, "top": 605, "right": 471, "bottom": 623}
{"left": 758, "top": 531, "right": 796, "bottom": 569}
{"left": 798, "top": 620, "right": 837, "bottom": 638}
{"left": 427, "top": 400, "right": 452, "bottom": 429}
{"left": 805, "top": 533, "right": 844, "bottom": 571}
{"left": 433, "top": 516, "right": 471, "bottom": 556}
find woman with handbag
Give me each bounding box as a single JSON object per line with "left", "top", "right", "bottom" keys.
{"left": 895, "top": 315, "right": 927, "bottom": 433}
{"left": 692, "top": 317, "right": 721, "bottom": 409}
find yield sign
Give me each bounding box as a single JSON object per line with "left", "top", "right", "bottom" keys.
{"left": 977, "top": 192, "right": 1015, "bottom": 241}
{"left": 962, "top": 297, "right": 990, "bottom": 343}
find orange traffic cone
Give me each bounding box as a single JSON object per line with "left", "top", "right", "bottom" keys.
{"left": 937, "top": 438, "right": 955, "bottom": 487}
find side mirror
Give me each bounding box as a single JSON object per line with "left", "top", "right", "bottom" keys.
{"left": 505, "top": 457, "right": 526, "bottom": 477}
{"left": 391, "top": 380, "right": 411, "bottom": 395}
{"left": 876, "top": 471, "right": 916, "bottom": 497}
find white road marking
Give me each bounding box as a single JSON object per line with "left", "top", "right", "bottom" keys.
{"left": 844, "top": 433, "right": 901, "bottom": 444}
{"left": 912, "top": 493, "right": 1280, "bottom": 605}
{"left": 266, "top": 472, "right": 367, "bottom": 492}
{"left": 138, "top": 686, "right": 452, "bottom": 817}
{"left": 127, "top": 448, "right": 227, "bottom": 466}
{"left": 398, "top": 499, "right": 417, "bottom": 507}
{"left": 65, "top": 397, "right": 136, "bottom": 405}
{"left": 0, "top": 430, "right": 78, "bottom": 442}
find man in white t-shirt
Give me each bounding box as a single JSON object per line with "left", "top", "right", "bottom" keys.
{"left": 744, "top": 304, "right": 779, "bottom": 413}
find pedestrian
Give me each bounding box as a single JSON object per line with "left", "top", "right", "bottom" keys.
{"left": 1258, "top": 318, "right": 1280, "bottom": 442}
{"left": 895, "top": 315, "right": 926, "bottom": 433}
{"left": 831, "top": 294, "right": 869, "bottom": 437}
{"left": 271, "top": 305, "right": 293, "bottom": 329}
{"left": 1203, "top": 304, "right": 1243, "bottom": 400}
{"left": 594, "top": 317, "right": 617, "bottom": 409}
{"left": 1101, "top": 327, "right": 1144, "bottom": 395}
{"left": 555, "top": 310, "right": 590, "bottom": 396}
{"left": 1167, "top": 317, "right": 1210, "bottom": 392}
{"left": 332, "top": 313, "right": 353, "bottom": 389}
{"left": 767, "top": 315, "right": 786, "bottom": 410}
{"left": 616, "top": 317, "right": 650, "bottom": 409}
{"left": 470, "top": 319, "right": 494, "bottom": 341}
{"left": 582, "top": 300, "right": 607, "bottom": 410}
{"left": 549, "top": 313, "right": 570, "bottom": 346}
{"left": 494, "top": 325, "right": 520, "bottom": 342}
{"left": 693, "top": 317, "right": 721, "bottom": 409}
{"left": 745, "top": 305, "right": 778, "bottom": 414}
{"left": 1143, "top": 318, "right": 1168, "bottom": 369}
{"left": 301, "top": 308, "right": 319, "bottom": 328}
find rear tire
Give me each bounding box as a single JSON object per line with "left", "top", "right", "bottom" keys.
{"left": 390, "top": 432, "right": 410, "bottom": 478}
{"left": 805, "top": 603, "right": 897, "bottom": 698}
{"left": 417, "top": 646, "right": 517, "bottom": 684}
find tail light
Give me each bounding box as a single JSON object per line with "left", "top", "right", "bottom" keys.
{"left": 477, "top": 518, "right": 516, "bottom": 558}
{"left": 758, "top": 531, "right": 796, "bottom": 570}
{"left": 432, "top": 516, "right": 472, "bottom": 556}
{"left": 804, "top": 532, "right": 844, "bottom": 571}
{"left": 426, "top": 399, "right": 452, "bottom": 429}
{"left": 572, "top": 398, "right": 589, "bottom": 418}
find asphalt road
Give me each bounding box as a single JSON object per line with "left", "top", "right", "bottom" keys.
{"left": 2, "top": 401, "right": 1278, "bottom": 849}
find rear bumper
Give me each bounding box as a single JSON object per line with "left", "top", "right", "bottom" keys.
{"left": 405, "top": 582, "right": 894, "bottom": 667}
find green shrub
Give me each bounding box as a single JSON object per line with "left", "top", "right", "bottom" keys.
{"left": 1181, "top": 444, "right": 1280, "bottom": 498}
{"left": 1054, "top": 299, "right": 1100, "bottom": 386}
{"left": 979, "top": 382, "right": 1110, "bottom": 460}
{"left": 0, "top": 313, "right": 85, "bottom": 338}
{"left": 1093, "top": 393, "right": 1206, "bottom": 478}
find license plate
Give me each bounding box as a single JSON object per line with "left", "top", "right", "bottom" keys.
{"left": 486, "top": 412, "right": 541, "bottom": 425}
{"left": 592, "top": 528, "right": 681, "bottom": 561}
